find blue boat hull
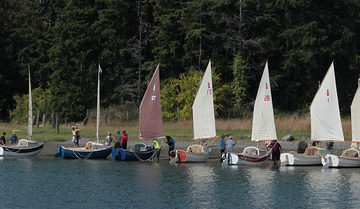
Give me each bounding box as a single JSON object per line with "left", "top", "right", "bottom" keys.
{"left": 112, "top": 148, "right": 156, "bottom": 161}
{"left": 56, "top": 146, "right": 112, "bottom": 159}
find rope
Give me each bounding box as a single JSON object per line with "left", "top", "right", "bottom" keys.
{"left": 72, "top": 148, "right": 93, "bottom": 159}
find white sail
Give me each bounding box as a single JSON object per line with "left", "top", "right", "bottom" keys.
{"left": 310, "top": 62, "right": 344, "bottom": 142}
{"left": 251, "top": 61, "right": 277, "bottom": 142}
{"left": 192, "top": 61, "right": 216, "bottom": 139}
{"left": 96, "top": 64, "right": 102, "bottom": 143}
{"left": 28, "top": 68, "right": 33, "bottom": 140}
{"left": 351, "top": 86, "right": 360, "bottom": 142}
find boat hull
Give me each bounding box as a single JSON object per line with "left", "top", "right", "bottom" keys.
{"left": 322, "top": 154, "right": 360, "bottom": 168}
{"left": 0, "top": 143, "right": 44, "bottom": 157}
{"left": 280, "top": 153, "right": 322, "bottom": 166}
{"left": 170, "top": 149, "right": 211, "bottom": 163}
{"left": 112, "top": 148, "right": 156, "bottom": 161}
{"left": 57, "top": 146, "right": 112, "bottom": 159}
{"left": 221, "top": 152, "right": 269, "bottom": 166}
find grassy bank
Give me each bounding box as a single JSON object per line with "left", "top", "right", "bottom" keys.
{"left": 0, "top": 117, "right": 352, "bottom": 143}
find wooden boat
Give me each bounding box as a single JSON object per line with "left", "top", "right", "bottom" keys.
{"left": 0, "top": 68, "right": 44, "bottom": 157}
{"left": 221, "top": 61, "right": 274, "bottom": 165}
{"left": 170, "top": 61, "right": 215, "bottom": 163}
{"left": 322, "top": 84, "right": 360, "bottom": 168}
{"left": 55, "top": 64, "right": 112, "bottom": 159}
{"left": 112, "top": 65, "right": 163, "bottom": 161}
{"left": 281, "top": 62, "right": 344, "bottom": 166}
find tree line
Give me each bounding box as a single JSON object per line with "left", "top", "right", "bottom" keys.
{"left": 1, "top": 0, "right": 359, "bottom": 122}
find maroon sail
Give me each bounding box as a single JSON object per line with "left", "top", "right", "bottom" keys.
{"left": 139, "top": 65, "right": 164, "bottom": 139}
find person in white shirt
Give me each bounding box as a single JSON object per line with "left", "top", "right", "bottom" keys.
{"left": 226, "top": 135, "right": 237, "bottom": 152}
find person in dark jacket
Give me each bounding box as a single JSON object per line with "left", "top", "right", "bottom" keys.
{"left": 1, "top": 132, "right": 6, "bottom": 145}
{"left": 268, "top": 140, "right": 282, "bottom": 164}
{"left": 166, "top": 136, "right": 175, "bottom": 159}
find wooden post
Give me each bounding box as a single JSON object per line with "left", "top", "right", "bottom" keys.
{"left": 56, "top": 113, "right": 59, "bottom": 134}
{"left": 51, "top": 112, "right": 55, "bottom": 128}
{"left": 36, "top": 110, "right": 40, "bottom": 128}
{"left": 82, "top": 109, "right": 89, "bottom": 126}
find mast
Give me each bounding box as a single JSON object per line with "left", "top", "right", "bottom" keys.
{"left": 28, "top": 65, "right": 33, "bottom": 140}
{"left": 96, "top": 64, "right": 101, "bottom": 143}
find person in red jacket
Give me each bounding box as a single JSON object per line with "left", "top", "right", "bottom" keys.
{"left": 120, "top": 130, "right": 128, "bottom": 150}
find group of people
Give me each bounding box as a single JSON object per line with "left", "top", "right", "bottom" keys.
{"left": 0, "top": 131, "right": 19, "bottom": 145}
{"left": 150, "top": 135, "right": 176, "bottom": 160}
{"left": 219, "top": 134, "right": 237, "bottom": 155}
{"left": 220, "top": 134, "right": 282, "bottom": 164}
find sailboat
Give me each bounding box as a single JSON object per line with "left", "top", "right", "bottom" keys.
{"left": 0, "top": 68, "right": 44, "bottom": 157}
{"left": 169, "top": 61, "right": 214, "bottom": 163}
{"left": 112, "top": 65, "right": 162, "bottom": 161}
{"left": 281, "top": 62, "right": 343, "bottom": 166}
{"left": 55, "top": 64, "right": 112, "bottom": 159}
{"left": 221, "top": 61, "right": 274, "bottom": 165}
{"left": 322, "top": 84, "right": 360, "bottom": 168}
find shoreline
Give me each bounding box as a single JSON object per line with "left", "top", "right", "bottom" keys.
{"left": 41, "top": 139, "right": 352, "bottom": 158}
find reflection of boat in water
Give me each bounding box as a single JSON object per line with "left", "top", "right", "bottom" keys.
{"left": 112, "top": 65, "right": 162, "bottom": 161}
{"left": 322, "top": 84, "right": 360, "bottom": 168}
{"left": 170, "top": 61, "right": 214, "bottom": 163}
{"left": 222, "top": 61, "right": 274, "bottom": 165}
{"left": 281, "top": 62, "right": 343, "bottom": 166}
{"left": 56, "top": 64, "right": 112, "bottom": 159}
{"left": 0, "top": 68, "right": 44, "bottom": 157}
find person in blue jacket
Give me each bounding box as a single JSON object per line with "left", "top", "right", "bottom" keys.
{"left": 10, "top": 132, "right": 18, "bottom": 144}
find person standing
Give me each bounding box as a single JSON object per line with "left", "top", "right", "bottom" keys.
{"left": 268, "top": 140, "right": 282, "bottom": 165}
{"left": 105, "top": 133, "right": 112, "bottom": 146}
{"left": 71, "top": 126, "right": 76, "bottom": 145}
{"left": 10, "top": 132, "right": 18, "bottom": 144}
{"left": 74, "top": 126, "right": 80, "bottom": 147}
{"left": 226, "top": 135, "right": 237, "bottom": 153}
{"left": 1, "top": 132, "right": 6, "bottom": 145}
{"left": 153, "top": 138, "right": 161, "bottom": 160}
{"left": 166, "top": 136, "right": 175, "bottom": 158}
{"left": 220, "top": 135, "right": 226, "bottom": 155}
{"left": 121, "top": 130, "right": 128, "bottom": 149}
{"left": 115, "top": 130, "right": 122, "bottom": 143}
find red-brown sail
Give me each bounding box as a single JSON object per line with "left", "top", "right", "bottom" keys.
{"left": 139, "top": 65, "right": 164, "bottom": 139}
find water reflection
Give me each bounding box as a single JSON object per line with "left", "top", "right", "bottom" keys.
{"left": 243, "top": 166, "right": 274, "bottom": 208}
{"left": 186, "top": 164, "right": 216, "bottom": 208}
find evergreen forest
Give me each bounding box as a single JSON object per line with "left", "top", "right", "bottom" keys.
{"left": 1, "top": 0, "right": 360, "bottom": 122}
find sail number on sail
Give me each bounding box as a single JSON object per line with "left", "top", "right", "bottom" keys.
{"left": 207, "top": 82, "right": 213, "bottom": 95}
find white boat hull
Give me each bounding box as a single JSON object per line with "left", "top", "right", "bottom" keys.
{"left": 0, "top": 142, "right": 44, "bottom": 157}
{"left": 221, "top": 152, "right": 270, "bottom": 166}
{"left": 322, "top": 154, "right": 360, "bottom": 168}
{"left": 280, "top": 153, "right": 322, "bottom": 166}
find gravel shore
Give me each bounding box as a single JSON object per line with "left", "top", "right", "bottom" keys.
{"left": 42, "top": 138, "right": 353, "bottom": 159}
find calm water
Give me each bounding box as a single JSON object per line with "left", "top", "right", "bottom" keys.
{"left": 0, "top": 157, "right": 359, "bottom": 209}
